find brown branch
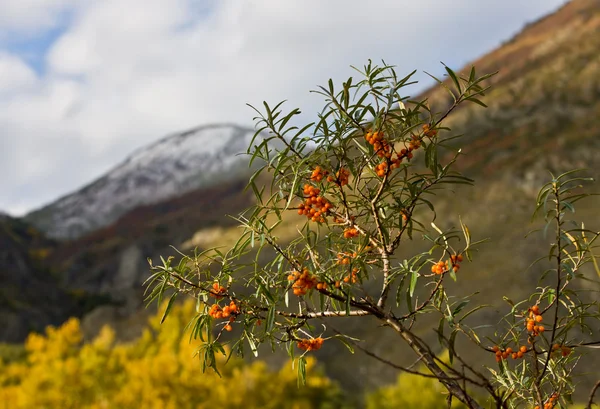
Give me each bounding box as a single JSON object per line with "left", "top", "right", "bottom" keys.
{"left": 384, "top": 316, "right": 483, "bottom": 409}
{"left": 397, "top": 275, "right": 445, "bottom": 320}
{"left": 326, "top": 324, "right": 463, "bottom": 381}
{"left": 586, "top": 380, "right": 600, "bottom": 409}
{"left": 539, "top": 182, "right": 563, "bottom": 382}
{"left": 277, "top": 309, "right": 371, "bottom": 319}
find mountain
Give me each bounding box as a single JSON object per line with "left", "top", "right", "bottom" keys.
{"left": 25, "top": 124, "right": 258, "bottom": 239}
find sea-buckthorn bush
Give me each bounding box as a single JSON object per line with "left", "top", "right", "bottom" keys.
{"left": 146, "top": 61, "right": 600, "bottom": 409}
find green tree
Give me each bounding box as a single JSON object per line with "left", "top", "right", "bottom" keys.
{"left": 147, "top": 61, "right": 600, "bottom": 409}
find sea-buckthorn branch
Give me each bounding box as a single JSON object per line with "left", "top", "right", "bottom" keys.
{"left": 341, "top": 331, "right": 466, "bottom": 381}
{"left": 369, "top": 176, "right": 393, "bottom": 308}
{"left": 248, "top": 105, "right": 306, "bottom": 162}
{"left": 324, "top": 312, "right": 484, "bottom": 386}
{"left": 538, "top": 181, "right": 565, "bottom": 383}
{"left": 241, "top": 221, "right": 380, "bottom": 314}
{"left": 384, "top": 316, "right": 483, "bottom": 409}
{"left": 277, "top": 309, "right": 371, "bottom": 319}
{"left": 388, "top": 152, "right": 466, "bottom": 254}
{"left": 396, "top": 275, "right": 445, "bottom": 321}
{"left": 585, "top": 380, "right": 600, "bottom": 409}
{"left": 319, "top": 86, "right": 366, "bottom": 133}
{"left": 329, "top": 209, "right": 382, "bottom": 250}
{"left": 435, "top": 331, "right": 500, "bottom": 400}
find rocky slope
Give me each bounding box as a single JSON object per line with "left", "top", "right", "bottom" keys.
{"left": 0, "top": 215, "right": 87, "bottom": 342}
{"left": 25, "top": 124, "right": 258, "bottom": 239}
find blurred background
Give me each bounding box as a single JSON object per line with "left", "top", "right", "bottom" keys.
{"left": 1, "top": 0, "right": 599, "bottom": 407}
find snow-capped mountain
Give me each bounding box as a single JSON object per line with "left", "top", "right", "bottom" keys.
{"left": 26, "top": 124, "right": 259, "bottom": 239}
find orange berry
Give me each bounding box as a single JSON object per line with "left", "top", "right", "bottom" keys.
{"left": 224, "top": 324, "right": 232, "bottom": 332}
{"left": 531, "top": 305, "right": 540, "bottom": 315}
{"left": 535, "top": 314, "right": 543, "bottom": 323}
{"left": 520, "top": 346, "right": 527, "bottom": 353}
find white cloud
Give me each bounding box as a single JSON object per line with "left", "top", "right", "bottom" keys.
{"left": 0, "top": 53, "right": 38, "bottom": 93}
{"left": 0, "top": 0, "right": 568, "bottom": 215}
{"left": 0, "top": 0, "right": 75, "bottom": 35}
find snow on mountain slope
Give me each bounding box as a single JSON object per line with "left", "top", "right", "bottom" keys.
{"left": 26, "top": 124, "right": 259, "bottom": 239}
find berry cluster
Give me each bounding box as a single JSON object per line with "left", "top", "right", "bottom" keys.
{"left": 449, "top": 254, "right": 464, "bottom": 272}
{"left": 365, "top": 131, "right": 402, "bottom": 177}
{"left": 297, "top": 337, "right": 324, "bottom": 351}
{"left": 343, "top": 227, "right": 359, "bottom": 239}
{"left": 327, "top": 167, "right": 350, "bottom": 187}
{"left": 431, "top": 260, "right": 449, "bottom": 275}
{"left": 365, "top": 130, "right": 427, "bottom": 178}
{"left": 374, "top": 161, "right": 393, "bottom": 177}
{"left": 336, "top": 251, "right": 357, "bottom": 265}
{"left": 492, "top": 345, "right": 528, "bottom": 362}
{"left": 422, "top": 124, "right": 438, "bottom": 138}
{"left": 298, "top": 184, "right": 332, "bottom": 223}
{"left": 525, "top": 305, "right": 545, "bottom": 336}
{"left": 310, "top": 166, "right": 328, "bottom": 182}
{"left": 552, "top": 343, "right": 572, "bottom": 357}
{"left": 208, "top": 301, "right": 239, "bottom": 332}
{"left": 208, "top": 300, "right": 238, "bottom": 319}
{"left": 343, "top": 268, "right": 359, "bottom": 284}
{"left": 209, "top": 282, "right": 227, "bottom": 299}
{"left": 288, "top": 268, "right": 326, "bottom": 296}
{"left": 365, "top": 131, "right": 393, "bottom": 159}
{"left": 534, "top": 393, "right": 559, "bottom": 409}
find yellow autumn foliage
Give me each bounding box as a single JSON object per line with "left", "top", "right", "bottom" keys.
{"left": 0, "top": 300, "right": 346, "bottom": 409}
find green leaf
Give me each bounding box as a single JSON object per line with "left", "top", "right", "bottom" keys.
{"left": 444, "top": 64, "right": 461, "bottom": 93}
{"left": 265, "top": 306, "right": 276, "bottom": 334}
{"left": 466, "top": 97, "right": 487, "bottom": 108}
{"left": 409, "top": 270, "right": 419, "bottom": 297}
{"left": 247, "top": 334, "right": 259, "bottom": 358}
{"left": 297, "top": 356, "right": 307, "bottom": 386}
{"left": 437, "top": 317, "right": 445, "bottom": 347}
{"left": 337, "top": 337, "right": 355, "bottom": 354}
{"left": 160, "top": 292, "right": 177, "bottom": 324}
{"left": 452, "top": 300, "right": 469, "bottom": 317}
{"left": 448, "top": 331, "right": 457, "bottom": 364}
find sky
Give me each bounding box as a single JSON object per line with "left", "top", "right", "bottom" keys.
{"left": 0, "top": 0, "right": 569, "bottom": 216}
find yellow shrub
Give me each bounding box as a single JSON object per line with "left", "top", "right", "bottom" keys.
{"left": 0, "top": 300, "right": 346, "bottom": 409}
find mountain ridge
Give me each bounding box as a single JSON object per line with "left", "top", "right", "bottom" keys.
{"left": 25, "top": 123, "right": 258, "bottom": 239}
